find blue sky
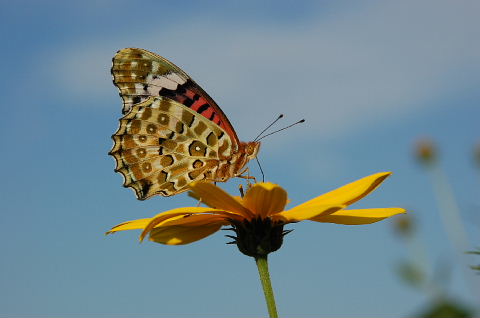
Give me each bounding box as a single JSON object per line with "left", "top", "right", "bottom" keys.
{"left": 1, "top": 0, "right": 479, "bottom": 317}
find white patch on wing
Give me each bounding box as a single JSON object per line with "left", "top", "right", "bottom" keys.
{"left": 166, "top": 72, "right": 187, "bottom": 85}
{"left": 134, "top": 83, "right": 145, "bottom": 93}
{"left": 150, "top": 76, "right": 179, "bottom": 90}
{"left": 146, "top": 86, "right": 158, "bottom": 95}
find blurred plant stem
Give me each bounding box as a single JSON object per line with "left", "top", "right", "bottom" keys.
{"left": 417, "top": 139, "right": 479, "bottom": 303}
{"left": 427, "top": 164, "right": 469, "bottom": 258}
{"left": 404, "top": 220, "right": 441, "bottom": 296}
{"left": 394, "top": 213, "right": 452, "bottom": 301}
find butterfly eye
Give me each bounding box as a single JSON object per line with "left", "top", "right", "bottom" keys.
{"left": 246, "top": 144, "right": 255, "bottom": 155}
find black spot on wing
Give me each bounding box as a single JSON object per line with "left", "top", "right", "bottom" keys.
{"left": 197, "top": 104, "right": 210, "bottom": 114}
{"left": 186, "top": 115, "right": 195, "bottom": 127}
{"left": 160, "top": 89, "right": 175, "bottom": 98}
{"left": 176, "top": 86, "right": 187, "bottom": 95}
{"left": 183, "top": 98, "right": 194, "bottom": 107}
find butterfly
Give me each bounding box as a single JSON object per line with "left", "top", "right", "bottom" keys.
{"left": 109, "top": 48, "right": 260, "bottom": 200}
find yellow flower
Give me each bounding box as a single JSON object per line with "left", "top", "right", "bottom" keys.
{"left": 107, "top": 172, "right": 405, "bottom": 257}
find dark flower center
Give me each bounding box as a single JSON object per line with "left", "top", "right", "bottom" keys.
{"left": 226, "top": 217, "right": 291, "bottom": 257}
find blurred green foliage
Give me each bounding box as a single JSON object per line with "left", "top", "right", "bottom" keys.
{"left": 416, "top": 298, "right": 473, "bottom": 318}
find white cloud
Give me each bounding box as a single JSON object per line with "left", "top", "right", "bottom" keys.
{"left": 48, "top": 0, "right": 480, "bottom": 140}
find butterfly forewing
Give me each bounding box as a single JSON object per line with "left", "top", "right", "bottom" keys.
{"left": 110, "top": 97, "right": 235, "bottom": 199}
{"left": 111, "top": 48, "right": 239, "bottom": 143}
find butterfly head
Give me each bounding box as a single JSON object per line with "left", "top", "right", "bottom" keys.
{"left": 245, "top": 141, "right": 261, "bottom": 159}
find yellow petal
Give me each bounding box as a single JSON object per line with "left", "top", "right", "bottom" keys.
{"left": 160, "top": 214, "right": 229, "bottom": 227}
{"left": 140, "top": 207, "right": 238, "bottom": 241}
{"left": 148, "top": 214, "right": 228, "bottom": 245}
{"left": 243, "top": 182, "right": 288, "bottom": 218}
{"left": 106, "top": 218, "right": 151, "bottom": 234}
{"left": 293, "top": 172, "right": 392, "bottom": 210}
{"left": 310, "top": 208, "right": 406, "bottom": 225}
{"left": 189, "top": 182, "right": 254, "bottom": 218}
{"left": 272, "top": 204, "right": 345, "bottom": 223}
{"left": 149, "top": 221, "right": 224, "bottom": 245}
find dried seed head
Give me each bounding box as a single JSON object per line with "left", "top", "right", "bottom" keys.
{"left": 415, "top": 138, "right": 437, "bottom": 165}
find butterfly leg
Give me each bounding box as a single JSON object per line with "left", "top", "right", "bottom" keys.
{"left": 237, "top": 167, "right": 257, "bottom": 189}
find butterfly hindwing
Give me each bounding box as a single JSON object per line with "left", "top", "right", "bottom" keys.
{"left": 111, "top": 48, "right": 239, "bottom": 143}
{"left": 110, "top": 97, "right": 235, "bottom": 199}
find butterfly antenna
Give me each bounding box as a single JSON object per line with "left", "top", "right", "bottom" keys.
{"left": 256, "top": 157, "right": 265, "bottom": 182}
{"left": 254, "top": 114, "right": 284, "bottom": 142}
{"left": 256, "top": 119, "right": 305, "bottom": 141}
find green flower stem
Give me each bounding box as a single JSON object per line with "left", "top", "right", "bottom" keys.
{"left": 255, "top": 256, "right": 278, "bottom": 318}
